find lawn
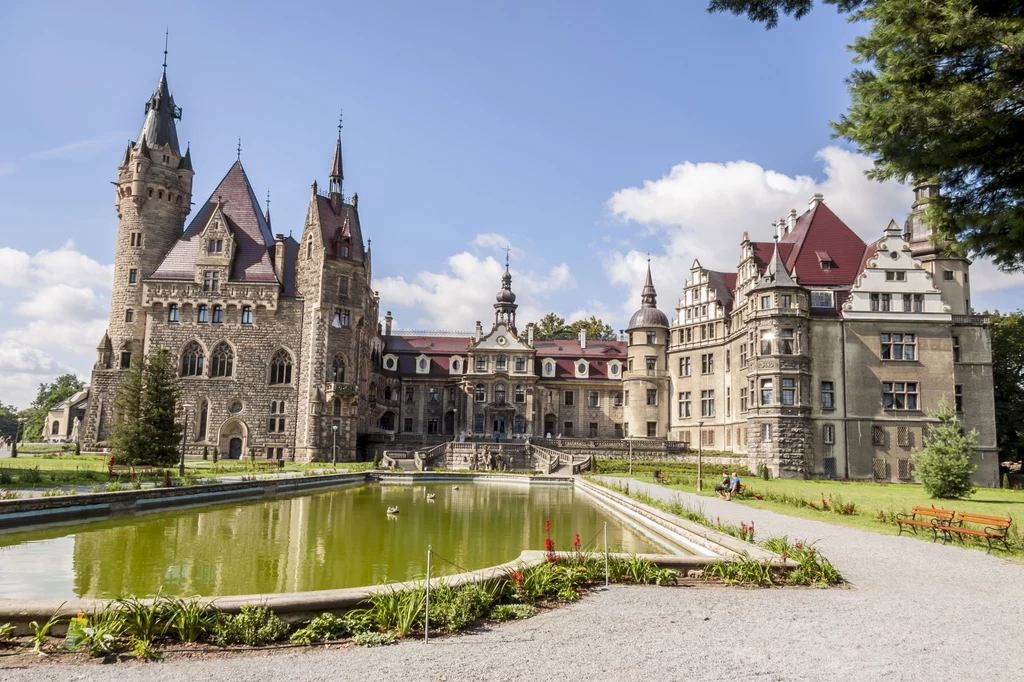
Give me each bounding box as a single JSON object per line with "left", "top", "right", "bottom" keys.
{"left": 0, "top": 454, "right": 375, "bottom": 490}
{"left": 593, "top": 458, "right": 1024, "bottom": 558}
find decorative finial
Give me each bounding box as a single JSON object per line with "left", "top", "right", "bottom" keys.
{"left": 338, "top": 110, "right": 343, "bottom": 137}
{"left": 266, "top": 188, "right": 271, "bottom": 210}
{"left": 647, "top": 252, "right": 651, "bottom": 265}
{"left": 163, "top": 29, "right": 169, "bottom": 74}
{"left": 236, "top": 137, "right": 242, "bottom": 160}
{"left": 504, "top": 245, "right": 511, "bottom": 270}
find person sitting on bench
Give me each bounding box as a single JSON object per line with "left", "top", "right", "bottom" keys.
{"left": 727, "top": 472, "right": 741, "bottom": 501}
{"left": 714, "top": 471, "right": 731, "bottom": 499}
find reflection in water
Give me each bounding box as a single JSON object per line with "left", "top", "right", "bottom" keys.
{"left": 0, "top": 482, "right": 677, "bottom": 599}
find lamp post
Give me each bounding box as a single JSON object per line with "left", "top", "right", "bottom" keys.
{"left": 13, "top": 417, "right": 26, "bottom": 458}
{"left": 179, "top": 403, "right": 193, "bottom": 478}
{"left": 696, "top": 419, "right": 705, "bottom": 492}
{"left": 332, "top": 423, "right": 338, "bottom": 466}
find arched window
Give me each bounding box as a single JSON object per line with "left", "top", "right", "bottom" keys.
{"left": 330, "top": 355, "right": 346, "bottom": 383}
{"left": 515, "top": 384, "right": 526, "bottom": 403}
{"left": 514, "top": 415, "right": 525, "bottom": 434}
{"left": 384, "top": 386, "right": 392, "bottom": 401}
{"left": 212, "top": 305, "right": 224, "bottom": 324}
{"left": 181, "top": 341, "right": 204, "bottom": 376}
{"left": 210, "top": 342, "right": 233, "bottom": 378}
{"left": 475, "top": 384, "right": 486, "bottom": 402}
{"left": 495, "top": 384, "right": 506, "bottom": 404}
{"left": 197, "top": 401, "right": 209, "bottom": 440}
{"left": 269, "top": 349, "right": 293, "bottom": 385}
{"left": 51, "top": 421, "right": 60, "bottom": 435}
{"left": 333, "top": 398, "right": 341, "bottom": 416}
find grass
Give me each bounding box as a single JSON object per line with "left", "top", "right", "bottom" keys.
{"left": 597, "top": 462, "right": 1024, "bottom": 557}
{"left": 0, "top": 455, "right": 375, "bottom": 490}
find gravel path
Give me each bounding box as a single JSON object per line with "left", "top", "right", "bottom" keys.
{"left": 4, "top": 477, "right": 1022, "bottom": 682}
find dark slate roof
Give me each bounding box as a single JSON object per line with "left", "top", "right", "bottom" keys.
{"left": 150, "top": 161, "right": 278, "bottom": 283}
{"left": 628, "top": 264, "right": 669, "bottom": 329}
{"left": 705, "top": 270, "right": 737, "bottom": 311}
{"left": 751, "top": 241, "right": 794, "bottom": 275}
{"left": 137, "top": 71, "right": 180, "bottom": 155}
{"left": 752, "top": 240, "right": 800, "bottom": 291}
{"left": 330, "top": 135, "right": 343, "bottom": 181}
{"left": 314, "top": 197, "right": 364, "bottom": 262}
{"left": 779, "top": 202, "right": 867, "bottom": 287}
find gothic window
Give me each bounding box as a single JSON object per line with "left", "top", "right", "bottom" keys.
{"left": 339, "top": 277, "right": 349, "bottom": 297}
{"left": 341, "top": 245, "right": 350, "bottom": 258}
{"left": 197, "top": 305, "right": 209, "bottom": 323}
{"left": 307, "top": 240, "right": 312, "bottom": 259}
{"left": 475, "top": 384, "right": 486, "bottom": 402}
{"left": 241, "top": 306, "right": 253, "bottom": 325}
{"left": 330, "top": 355, "right": 346, "bottom": 383}
{"left": 495, "top": 384, "right": 506, "bottom": 404}
{"left": 269, "top": 349, "right": 293, "bottom": 385}
{"left": 210, "top": 342, "right": 233, "bottom": 378}
{"left": 181, "top": 341, "right": 204, "bottom": 377}
{"left": 515, "top": 384, "right": 525, "bottom": 403}
{"left": 197, "top": 401, "right": 208, "bottom": 440}
{"left": 333, "top": 398, "right": 341, "bottom": 416}
{"left": 212, "top": 305, "right": 224, "bottom": 324}
{"left": 168, "top": 304, "right": 179, "bottom": 322}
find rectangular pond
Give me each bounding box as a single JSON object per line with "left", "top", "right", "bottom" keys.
{"left": 0, "top": 481, "right": 683, "bottom": 599}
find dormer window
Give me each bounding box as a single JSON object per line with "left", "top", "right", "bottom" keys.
{"left": 208, "top": 239, "right": 223, "bottom": 254}
{"left": 341, "top": 245, "right": 350, "bottom": 258}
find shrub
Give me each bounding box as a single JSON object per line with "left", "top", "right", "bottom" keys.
{"left": 353, "top": 631, "right": 396, "bottom": 647}
{"left": 1, "top": 622, "right": 15, "bottom": 640}
{"left": 214, "top": 605, "right": 288, "bottom": 646}
{"left": 64, "top": 611, "right": 123, "bottom": 658}
{"left": 289, "top": 613, "right": 349, "bottom": 645}
{"left": 19, "top": 467, "right": 43, "bottom": 485}
{"left": 202, "top": 446, "right": 209, "bottom": 461}
{"left": 702, "top": 558, "right": 776, "bottom": 587}
{"left": 165, "top": 597, "right": 216, "bottom": 643}
{"left": 212, "top": 447, "right": 219, "bottom": 464}
{"left": 912, "top": 400, "right": 978, "bottom": 499}
{"left": 117, "top": 595, "right": 170, "bottom": 642}
{"left": 489, "top": 604, "right": 538, "bottom": 621}
{"left": 428, "top": 582, "right": 497, "bottom": 633}
{"left": 367, "top": 586, "right": 425, "bottom": 637}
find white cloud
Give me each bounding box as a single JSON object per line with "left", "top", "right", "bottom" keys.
{"left": 24, "top": 132, "right": 130, "bottom": 161}
{"left": 0, "top": 243, "right": 111, "bottom": 407}
{"left": 471, "top": 233, "right": 527, "bottom": 260}
{"left": 605, "top": 145, "right": 1024, "bottom": 316}
{"left": 375, "top": 237, "right": 574, "bottom": 331}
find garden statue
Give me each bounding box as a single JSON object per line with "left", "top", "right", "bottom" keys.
{"left": 71, "top": 416, "right": 81, "bottom": 444}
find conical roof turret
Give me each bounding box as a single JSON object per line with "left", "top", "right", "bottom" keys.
{"left": 136, "top": 70, "right": 181, "bottom": 155}
{"left": 628, "top": 262, "right": 669, "bottom": 329}
{"left": 752, "top": 238, "right": 799, "bottom": 291}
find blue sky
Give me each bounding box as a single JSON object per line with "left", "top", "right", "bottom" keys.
{"left": 2, "top": 0, "right": 1022, "bottom": 408}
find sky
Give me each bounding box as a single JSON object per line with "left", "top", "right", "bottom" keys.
{"left": 1, "top": 0, "right": 1022, "bottom": 409}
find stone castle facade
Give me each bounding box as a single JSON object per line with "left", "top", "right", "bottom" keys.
{"left": 83, "top": 66, "right": 999, "bottom": 486}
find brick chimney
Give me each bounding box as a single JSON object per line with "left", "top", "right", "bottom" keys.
{"left": 273, "top": 234, "right": 286, "bottom": 286}
{"left": 384, "top": 311, "right": 393, "bottom": 336}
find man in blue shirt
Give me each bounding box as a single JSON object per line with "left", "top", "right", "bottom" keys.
{"left": 727, "top": 472, "right": 741, "bottom": 501}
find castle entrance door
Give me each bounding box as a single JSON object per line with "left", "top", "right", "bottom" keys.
{"left": 493, "top": 417, "right": 506, "bottom": 436}
{"left": 218, "top": 418, "right": 247, "bottom": 460}
{"left": 444, "top": 411, "right": 455, "bottom": 435}
{"left": 229, "top": 438, "right": 242, "bottom": 460}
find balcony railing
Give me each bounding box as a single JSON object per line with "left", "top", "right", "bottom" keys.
{"left": 951, "top": 314, "right": 989, "bottom": 325}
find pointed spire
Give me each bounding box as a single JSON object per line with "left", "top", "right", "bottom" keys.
{"left": 628, "top": 260, "right": 668, "bottom": 329}
{"left": 753, "top": 237, "right": 799, "bottom": 290}
{"left": 329, "top": 111, "right": 344, "bottom": 197}
{"left": 136, "top": 43, "right": 182, "bottom": 155}
{"left": 640, "top": 260, "right": 657, "bottom": 308}
{"left": 236, "top": 137, "right": 242, "bottom": 160}
{"left": 264, "top": 188, "right": 272, "bottom": 228}
{"left": 162, "top": 28, "right": 169, "bottom": 75}
{"left": 178, "top": 143, "right": 193, "bottom": 171}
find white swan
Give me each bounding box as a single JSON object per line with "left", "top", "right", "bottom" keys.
{"left": 386, "top": 506, "right": 399, "bottom": 514}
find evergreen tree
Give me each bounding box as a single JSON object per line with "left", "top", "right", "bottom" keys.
{"left": 990, "top": 311, "right": 1024, "bottom": 465}
{"left": 912, "top": 399, "right": 978, "bottom": 499}
{"left": 109, "top": 349, "right": 182, "bottom": 467}
{"left": 109, "top": 355, "right": 146, "bottom": 466}
{"left": 709, "top": 0, "right": 1024, "bottom": 271}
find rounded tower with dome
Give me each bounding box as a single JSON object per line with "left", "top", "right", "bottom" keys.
{"left": 623, "top": 263, "right": 669, "bottom": 439}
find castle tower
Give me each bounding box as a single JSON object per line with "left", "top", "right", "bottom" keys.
{"left": 104, "top": 63, "right": 194, "bottom": 370}
{"left": 493, "top": 254, "right": 518, "bottom": 333}
{"left": 905, "top": 181, "right": 972, "bottom": 315}
{"left": 623, "top": 263, "right": 669, "bottom": 438}
{"left": 745, "top": 240, "right": 812, "bottom": 477}
{"left": 293, "top": 127, "right": 378, "bottom": 461}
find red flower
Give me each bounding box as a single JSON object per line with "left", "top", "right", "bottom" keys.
{"left": 509, "top": 570, "right": 523, "bottom": 586}
{"left": 545, "top": 519, "right": 551, "bottom": 536}
{"left": 794, "top": 542, "right": 803, "bottom": 550}
{"left": 544, "top": 537, "right": 555, "bottom": 553}
{"left": 754, "top": 495, "right": 763, "bottom": 500}
{"left": 573, "top": 533, "right": 581, "bottom": 551}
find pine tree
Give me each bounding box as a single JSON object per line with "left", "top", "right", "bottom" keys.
{"left": 912, "top": 399, "right": 978, "bottom": 499}
{"left": 138, "top": 349, "right": 183, "bottom": 468}
{"left": 110, "top": 354, "right": 146, "bottom": 466}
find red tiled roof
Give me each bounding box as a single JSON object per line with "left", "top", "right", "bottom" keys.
{"left": 532, "top": 340, "right": 626, "bottom": 358}
{"left": 151, "top": 161, "right": 278, "bottom": 283}
{"left": 314, "top": 197, "right": 364, "bottom": 262}
{"left": 751, "top": 242, "right": 793, "bottom": 275}
{"left": 779, "top": 203, "right": 867, "bottom": 287}
{"left": 384, "top": 335, "right": 473, "bottom": 355}
{"left": 856, "top": 239, "right": 881, "bottom": 279}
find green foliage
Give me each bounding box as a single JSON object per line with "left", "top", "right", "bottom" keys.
{"left": 761, "top": 536, "right": 845, "bottom": 586}
{"left": 991, "top": 311, "right": 1024, "bottom": 465}
{"left": 29, "top": 604, "right": 65, "bottom": 653}
{"left": 165, "top": 597, "right": 216, "bottom": 643}
{"left": 427, "top": 581, "right": 498, "bottom": 633}
{"left": 129, "top": 635, "right": 161, "bottom": 660}
{"left": 111, "top": 350, "right": 183, "bottom": 468}
{"left": 913, "top": 399, "right": 978, "bottom": 499}
{"left": 116, "top": 595, "right": 170, "bottom": 641}
{"left": 21, "top": 373, "right": 85, "bottom": 442}
{"left": 0, "top": 622, "right": 14, "bottom": 640}
{"left": 212, "top": 447, "right": 219, "bottom": 464}
{"left": 213, "top": 605, "right": 288, "bottom": 646}
{"left": 712, "top": 0, "right": 1024, "bottom": 270}
{"left": 702, "top": 558, "right": 777, "bottom": 587}
{"left": 289, "top": 613, "right": 350, "bottom": 645}
{"left": 0, "top": 403, "right": 19, "bottom": 441}
{"left": 19, "top": 466, "right": 43, "bottom": 485}
{"left": 367, "top": 586, "right": 426, "bottom": 637}
{"left": 526, "top": 313, "right": 616, "bottom": 341}
{"left": 202, "top": 446, "right": 209, "bottom": 461}
{"left": 353, "top": 631, "right": 396, "bottom": 647}
{"left": 489, "top": 603, "right": 538, "bottom": 621}
{"left": 64, "top": 611, "right": 123, "bottom": 658}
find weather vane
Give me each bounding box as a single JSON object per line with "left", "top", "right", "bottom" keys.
{"left": 162, "top": 29, "right": 169, "bottom": 73}
{"left": 236, "top": 137, "right": 242, "bottom": 160}
{"left": 503, "top": 245, "right": 511, "bottom": 269}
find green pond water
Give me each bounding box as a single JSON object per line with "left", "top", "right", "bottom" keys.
{"left": 0, "top": 482, "right": 678, "bottom": 599}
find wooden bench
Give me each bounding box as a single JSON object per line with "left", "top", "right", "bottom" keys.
{"left": 895, "top": 506, "right": 955, "bottom": 542}
{"left": 108, "top": 464, "right": 155, "bottom": 478}
{"left": 940, "top": 512, "right": 1012, "bottom": 554}
{"left": 654, "top": 472, "right": 670, "bottom": 483}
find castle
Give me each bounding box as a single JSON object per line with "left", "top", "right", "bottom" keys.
{"left": 81, "top": 65, "right": 999, "bottom": 486}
